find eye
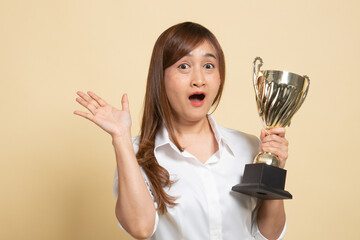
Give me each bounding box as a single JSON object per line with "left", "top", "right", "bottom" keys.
{"left": 178, "top": 63, "right": 190, "bottom": 69}
{"left": 204, "top": 63, "right": 214, "bottom": 69}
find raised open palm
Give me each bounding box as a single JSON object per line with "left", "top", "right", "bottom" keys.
{"left": 74, "top": 91, "right": 132, "bottom": 138}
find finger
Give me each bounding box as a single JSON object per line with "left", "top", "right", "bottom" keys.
{"left": 73, "top": 110, "right": 95, "bottom": 122}
{"left": 121, "top": 94, "right": 129, "bottom": 111}
{"left": 262, "top": 134, "right": 288, "bottom": 145}
{"left": 77, "top": 91, "right": 100, "bottom": 108}
{"left": 267, "top": 127, "right": 286, "bottom": 137}
{"left": 87, "top": 91, "right": 107, "bottom": 107}
{"left": 76, "top": 97, "right": 97, "bottom": 115}
{"left": 261, "top": 143, "right": 288, "bottom": 159}
{"left": 261, "top": 142, "right": 287, "bottom": 153}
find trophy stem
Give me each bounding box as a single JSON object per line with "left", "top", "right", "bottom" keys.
{"left": 254, "top": 152, "right": 280, "bottom": 167}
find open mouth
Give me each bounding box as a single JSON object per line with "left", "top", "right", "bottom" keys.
{"left": 189, "top": 93, "right": 205, "bottom": 102}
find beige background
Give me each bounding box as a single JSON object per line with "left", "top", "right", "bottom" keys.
{"left": 1, "top": 0, "right": 359, "bottom": 239}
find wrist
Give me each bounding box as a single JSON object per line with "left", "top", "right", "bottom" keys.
{"left": 112, "top": 133, "right": 132, "bottom": 146}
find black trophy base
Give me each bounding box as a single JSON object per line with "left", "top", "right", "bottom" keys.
{"left": 232, "top": 163, "right": 292, "bottom": 200}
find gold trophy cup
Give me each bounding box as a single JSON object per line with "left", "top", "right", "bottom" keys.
{"left": 232, "top": 57, "right": 310, "bottom": 199}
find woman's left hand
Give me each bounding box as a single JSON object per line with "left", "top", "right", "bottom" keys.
{"left": 260, "top": 128, "right": 289, "bottom": 169}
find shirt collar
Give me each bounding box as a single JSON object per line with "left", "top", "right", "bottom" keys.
{"left": 154, "top": 114, "right": 235, "bottom": 157}
{"left": 154, "top": 123, "right": 181, "bottom": 154}
{"left": 207, "top": 114, "right": 235, "bottom": 157}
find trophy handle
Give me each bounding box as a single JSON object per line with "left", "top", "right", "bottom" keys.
{"left": 253, "top": 57, "right": 263, "bottom": 94}
{"left": 253, "top": 57, "right": 264, "bottom": 123}
{"left": 253, "top": 57, "right": 263, "bottom": 78}
{"left": 300, "top": 75, "right": 310, "bottom": 106}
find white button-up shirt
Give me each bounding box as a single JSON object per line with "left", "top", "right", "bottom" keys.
{"left": 113, "top": 115, "right": 286, "bottom": 240}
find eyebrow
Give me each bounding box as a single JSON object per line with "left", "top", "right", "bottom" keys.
{"left": 204, "top": 53, "right": 217, "bottom": 59}
{"left": 185, "top": 53, "right": 217, "bottom": 59}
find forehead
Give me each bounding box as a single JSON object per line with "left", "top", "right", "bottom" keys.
{"left": 185, "top": 40, "right": 217, "bottom": 58}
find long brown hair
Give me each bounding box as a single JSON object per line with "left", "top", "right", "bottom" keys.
{"left": 136, "top": 22, "right": 225, "bottom": 214}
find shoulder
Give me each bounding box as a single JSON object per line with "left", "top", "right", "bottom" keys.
{"left": 219, "top": 125, "right": 259, "bottom": 144}
{"left": 218, "top": 126, "right": 260, "bottom": 155}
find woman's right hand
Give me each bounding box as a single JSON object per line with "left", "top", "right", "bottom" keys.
{"left": 74, "top": 91, "right": 132, "bottom": 139}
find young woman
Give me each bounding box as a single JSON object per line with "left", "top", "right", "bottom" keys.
{"left": 74, "top": 22, "right": 288, "bottom": 240}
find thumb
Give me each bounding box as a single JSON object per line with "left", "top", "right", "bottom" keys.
{"left": 260, "top": 129, "right": 266, "bottom": 141}
{"left": 121, "top": 93, "right": 129, "bottom": 111}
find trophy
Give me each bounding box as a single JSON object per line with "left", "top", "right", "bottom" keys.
{"left": 232, "top": 57, "right": 310, "bottom": 199}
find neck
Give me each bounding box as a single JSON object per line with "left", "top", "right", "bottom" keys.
{"left": 171, "top": 115, "right": 211, "bottom": 138}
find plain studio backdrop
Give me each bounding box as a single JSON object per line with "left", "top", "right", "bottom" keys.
{"left": 0, "top": 0, "right": 359, "bottom": 239}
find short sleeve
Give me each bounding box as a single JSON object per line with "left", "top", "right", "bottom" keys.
{"left": 112, "top": 137, "right": 159, "bottom": 236}
{"left": 251, "top": 199, "right": 286, "bottom": 240}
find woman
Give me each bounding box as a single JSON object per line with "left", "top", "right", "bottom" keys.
{"left": 74, "top": 22, "right": 288, "bottom": 240}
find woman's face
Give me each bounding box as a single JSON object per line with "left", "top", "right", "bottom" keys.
{"left": 164, "top": 40, "right": 221, "bottom": 124}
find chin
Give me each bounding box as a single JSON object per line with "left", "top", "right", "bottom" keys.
{"left": 183, "top": 110, "right": 209, "bottom": 123}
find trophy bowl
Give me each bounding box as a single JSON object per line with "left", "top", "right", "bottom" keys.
{"left": 253, "top": 57, "right": 310, "bottom": 167}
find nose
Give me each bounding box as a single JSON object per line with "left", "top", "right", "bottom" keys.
{"left": 191, "top": 69, "right": 205, "bottom": 88}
